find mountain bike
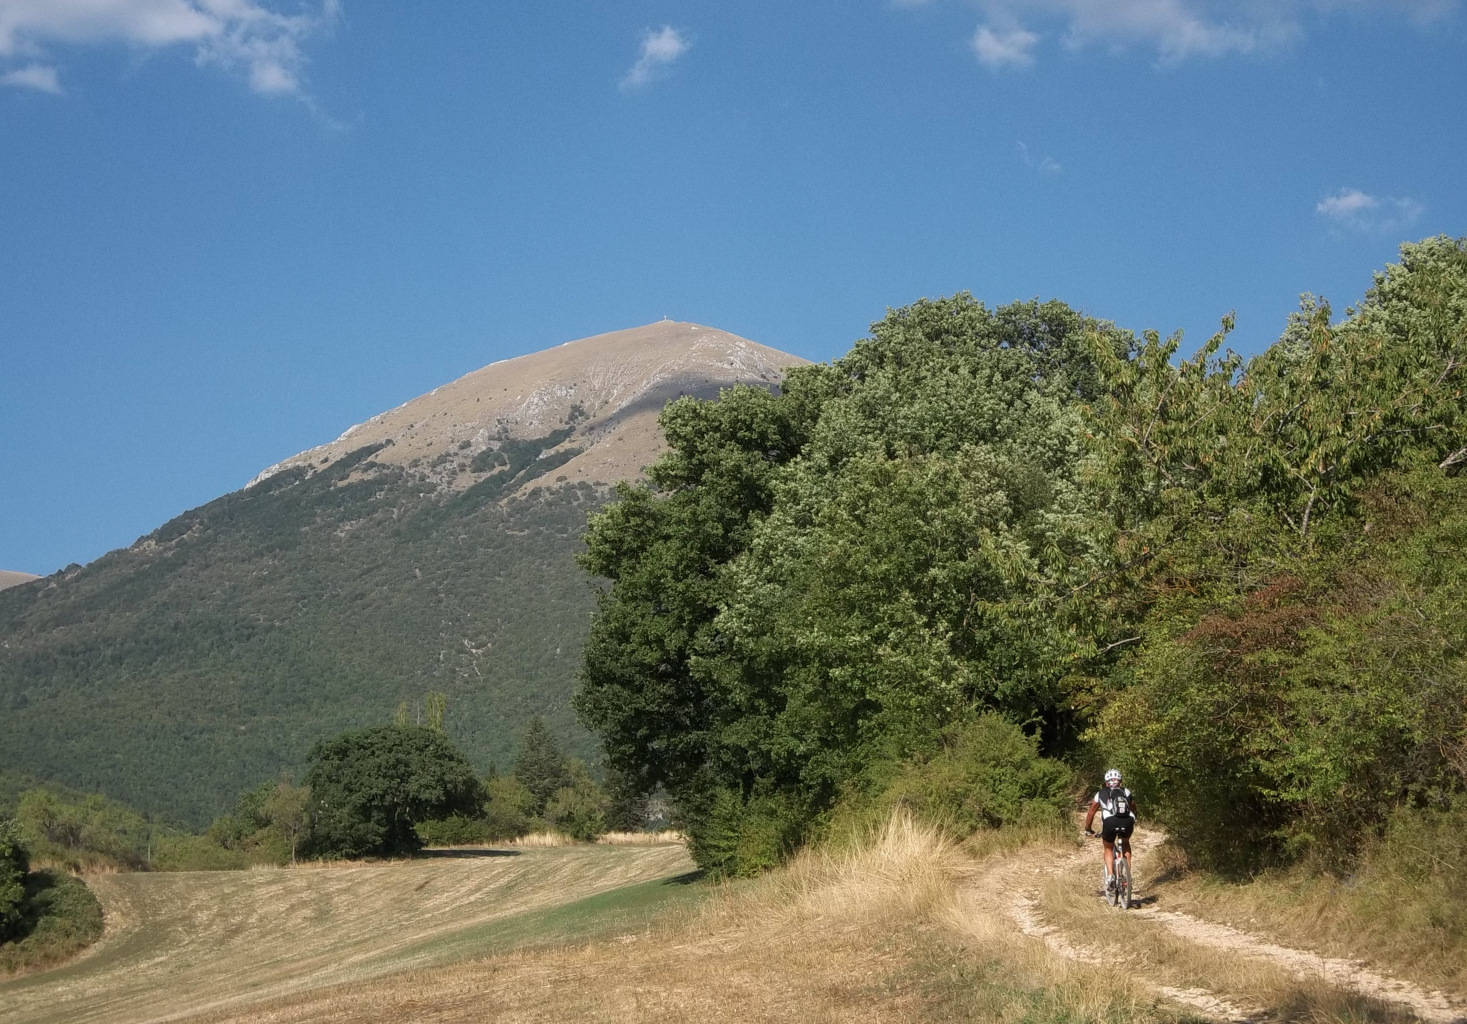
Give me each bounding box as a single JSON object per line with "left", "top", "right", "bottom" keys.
{"left": 1083, "top": 829, "right": 1133, "bottom": 909}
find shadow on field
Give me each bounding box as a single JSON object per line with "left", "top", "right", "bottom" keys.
{"left": 416, "top": 848, "right": 523, "bottom": 859}
{"left": 660, "top": 870, "right": 704, "bottom": 886}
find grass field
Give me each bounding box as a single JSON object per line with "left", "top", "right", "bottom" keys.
{"left": 0, "top": 842, "right": 694, "bottom": 1024}
{"left": 7, "top": 819, "right": 1459, "bottom": 1024}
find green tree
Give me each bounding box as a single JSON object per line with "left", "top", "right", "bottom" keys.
{"left": 513, "top": 717, "right": 572, "bottom": 813}
{"left": 577, "top": 295, "right": 1134, "bottom": 871}
{"left": 543, "top": 761, "right": 608, "bottom": 841}
{"left": 482, "top": 775, "right": 537, "bottom": 839}
{"left": 0, "top": 817, "right": 28, "bottom": 941}
{"left": 1082, "top": 237, "right": 1467, "bottom": 870}
{"left": 262, "top": 780, "right": 311, "bottom": 865}
{"left": 305, "top": 726, "right": 481, "bottom": 858}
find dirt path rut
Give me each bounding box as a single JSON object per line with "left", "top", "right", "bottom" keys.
{"left": 971, "top": 832, "right": 1467, "bottom": 1024}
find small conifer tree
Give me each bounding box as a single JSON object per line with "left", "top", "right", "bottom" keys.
{"left": 513, "top": 717, "right": 572, "bottom": 814}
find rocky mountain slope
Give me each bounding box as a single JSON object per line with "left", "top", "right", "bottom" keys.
{"left": 0, "top": 323, "right": 805, "bottom": 825}
{"left": 252, "top": 321, "right": 797, "bottom": 494}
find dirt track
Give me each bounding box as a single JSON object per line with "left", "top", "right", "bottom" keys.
{"left": 975, "top": 829, "right": 1467, "bottom": 1024}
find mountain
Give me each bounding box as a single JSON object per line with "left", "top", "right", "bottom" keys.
{"left": 0, "top": 572, "right": 38, "bottom": 592}
{"left": 0, "top": 323, "right": 805, "bottom": 825}
{"left": 251, "top": 320, "right": 794, "bottom": 493}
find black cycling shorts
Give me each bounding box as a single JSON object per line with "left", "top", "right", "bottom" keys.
{"left": 1101, "top": 817, "right": 1134, "bottom": 843}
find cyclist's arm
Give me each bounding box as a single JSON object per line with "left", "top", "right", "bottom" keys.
{"left": 1083, "top": 799, "right": 1099, "bottom": 832}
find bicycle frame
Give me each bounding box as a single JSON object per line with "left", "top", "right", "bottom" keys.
{"left": 1087, "top": 828, "right": 1133, "bottom": 909}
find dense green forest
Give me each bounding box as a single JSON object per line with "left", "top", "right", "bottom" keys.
{"left": 578, "top": 237, "right": 1467, "bottom": 877}
{"left": 0, "top": 426, "right": 608, "bottom": 826}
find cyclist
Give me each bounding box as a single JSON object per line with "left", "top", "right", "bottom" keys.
{"left": 1083, "top": 768, "right": 1137, "bottom": 897}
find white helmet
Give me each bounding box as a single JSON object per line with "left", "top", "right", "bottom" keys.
{"left": 1104, "top": 768, "right": 1122, "bottom": 786}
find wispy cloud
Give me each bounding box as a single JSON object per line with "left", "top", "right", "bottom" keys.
{"left": 1017, "top": 141, "right": 1061, "bottom": 173}
{"left": 1316, "top": 187, "right": 1425, "bottom": 233}
{"left": 911, "top": 1, "right": 1461, "bottom": 69}
{"left": 0, "top": 0, "right": 338, "bottom": 98}
{"left": 1, "top": 62, "right": 61, "bottom": 93}
{"left": 621, "top": 25, "right": 690, "bottom": 91}
{"left": 973, "top": 23, "right": 1038, "bottom": 68}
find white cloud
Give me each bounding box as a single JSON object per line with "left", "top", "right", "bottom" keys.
{"left": 973, "top": 23, "right": 1038, "bottom": 68}
{"left": 0, "top": 0, "right": 337, "bottom": 97}
{"left": 1017, "top": 140, "right": 1062, "bottom": 173}
{"left": 621, "top": 25, "right": 690, "bottom": 91}
{"left": 920, "top": 1, "right": 1461, "bottom": 68}
{"left": 1, "top": 62, "right": 60, "bottom": 92}
{"left": 1317, "top": 187, "right": 1377, "bottom": 219}
{"left": 1316, "top": 187, "right": 1425, "bottom": 232}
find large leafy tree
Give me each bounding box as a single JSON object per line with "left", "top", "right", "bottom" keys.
{"left": 305, "top": 725, "right": 481, "bottom": 858}
{"left": 578, "top": 295, "right": 1134, "bottom": 872}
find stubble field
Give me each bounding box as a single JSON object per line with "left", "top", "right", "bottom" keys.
{"left": 0, "top": 843, "right": 694, "bottom": 1024}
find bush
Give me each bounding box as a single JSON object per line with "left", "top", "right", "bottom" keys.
{"left": 14, "top": 789, "right": 149, "bottom": 871}
{"left": 482, "top": 776, "right": 537, "bottom": 839}
{"left": 847, "top": 713, "right": 1071, "bottom": 840}
{"left": 686, "top": 790, "right": 808, "bottom": 879}
{"left": 543, "top": 762, "right": 608, "bottom": 842}
{"left": 415, "top": 814, "right": 496, "bottom": 847}
{"left": 0, "top": 870, "right": 104, "bottom": 975}
{"left": 0, "top": 818, "right": 28, "bottom": 941}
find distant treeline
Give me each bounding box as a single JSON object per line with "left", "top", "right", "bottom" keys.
{"left": 578, "top": 237, "right": 1467, "bottom": 878}
{"left": 0, "top": 713, "right": 651, "bottom": 875}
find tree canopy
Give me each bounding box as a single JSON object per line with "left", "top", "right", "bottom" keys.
{"left": 305, "top": 725, "right": 482, "bottom": 858}
{"left": 576, "top": 238, "right": 1467, "bottom": 876}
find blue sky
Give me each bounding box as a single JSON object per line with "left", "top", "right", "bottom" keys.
{"left": 1, "top": 0, "right": 1463, "bottom": 575}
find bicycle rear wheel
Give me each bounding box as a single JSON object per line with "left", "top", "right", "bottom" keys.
{"left": 1114, "top": 857, "right": 1131, "bottom": 909}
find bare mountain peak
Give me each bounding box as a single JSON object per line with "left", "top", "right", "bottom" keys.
{"left": 0, "top": 570, "right": 39, "bottom": 591}
{"left": 251, "top": 322, "right": 807, "bottom": 493}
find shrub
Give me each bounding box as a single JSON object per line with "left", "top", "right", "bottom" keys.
{"left": 0, "top": 871, "right": 104, "bottom": 975}
{"left": 852, "top": 713, "right": 1070, "bottom": 840}
{"left": 415, "top": 814, "right": 495, "bottom": 846}
{"left": 0, "top": 818, "right": 28, "bottom": 941}
{"left": 482, "top": 776, "right": 536, "bottom": 839}
{"left": 686, "top": 789, "right": 808, "bottom": 879}
{"left": 543, "top": 763, "right": 608, "bottom": 842}
{"left": 15, "top": 789, "right": 149, "bottom": 871}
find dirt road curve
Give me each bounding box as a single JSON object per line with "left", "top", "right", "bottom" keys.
{"left": 975, "top": 830, "right": 1467, "bottom": 1024}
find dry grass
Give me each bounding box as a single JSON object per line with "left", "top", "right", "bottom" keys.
{"left": 1137, "top": 842, "right": 1467, "bottom": 999}
{"left": 0, "top": 843, "right": 692, "bottom": 1024}
{"left": 10, "top": 814, "right": 1445, "bottom": 1024}
{"left": 508, "top": 831, "right": 579, "bottom": 848}
{"left": 595, "top": 831, "right": 686, "bottom": 846}
{"left": 176, "top": 814, "right": 1199, "bottom": 1024}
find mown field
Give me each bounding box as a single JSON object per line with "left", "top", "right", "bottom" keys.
{"left": 0, "top": 843, "right": 695, "bottom": 1024}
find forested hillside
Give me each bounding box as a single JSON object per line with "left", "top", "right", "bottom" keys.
{"left": 0, "top": 439, "right": 602, "bottom": 826}
{"left": 0, "top": 325, "right": 802, "bottom": 828}
{"left": 579, "top": 237, "right": 1467, "bottom": 879}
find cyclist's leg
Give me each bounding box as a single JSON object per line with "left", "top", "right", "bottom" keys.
{"left": 1102, "top": 837, "right": 1115, "bottom": 875}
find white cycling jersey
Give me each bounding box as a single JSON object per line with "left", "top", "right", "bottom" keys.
{"left": 1094, "top": 786, "right": 1135, "bottom": 820}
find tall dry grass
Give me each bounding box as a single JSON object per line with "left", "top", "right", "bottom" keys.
{"left": 508, "top": 831, "right": 578, "bottom": 848}
{"left": 595, "top": 830, "right": 686, "bottom": 846}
